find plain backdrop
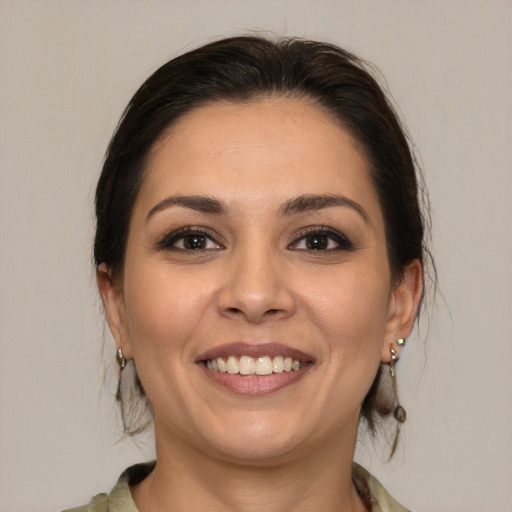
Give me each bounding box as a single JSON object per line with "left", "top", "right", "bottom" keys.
{"left": 0, "top": 1, "right": 511, "bottom": 511}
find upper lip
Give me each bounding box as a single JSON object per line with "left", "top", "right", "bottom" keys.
{"left": 195, "top": 342, "right": 315, "bottom": 363}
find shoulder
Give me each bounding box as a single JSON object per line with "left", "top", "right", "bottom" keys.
{"left": 352, "top": 462, "right": 412, "bottom": 512}
{"left": 61, "top": 462, "right": 155, "bottom": 512}
{"left": 61, "top": 492, "right": 108, "bottom": 512}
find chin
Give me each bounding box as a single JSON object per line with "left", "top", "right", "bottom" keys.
{"left": 198, "top": 413, "right": 313, "bottom": 465}
{"left": 214, "top": 436, "right": 301, "bottom": 466}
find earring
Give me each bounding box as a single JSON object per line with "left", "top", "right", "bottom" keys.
{"left": 396, "top": 337, "right": 406, "bottom": 346}
{"left": 116, "top": 347, "right": 127, "bottom": 369}
{"left": 389, "top": 347, "right": 406, "bottom": 423}
{"left": 389, "top": 346, "right": 406, "bottom": 458}
{"left": 115, "top": 347, "right": 127, "bottom": 400}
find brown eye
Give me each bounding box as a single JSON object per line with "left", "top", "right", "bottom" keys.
{"left": 157, "top": 227, "right": 223, "bottom": 252}
{"left": 182, "top": 234, "right": 208, "bottom": 250}
{"left": 290, "top": 227, "right": 355, "bottom": 252}
{"left": 305, "top": 234, "right": 329, "bottom": 250}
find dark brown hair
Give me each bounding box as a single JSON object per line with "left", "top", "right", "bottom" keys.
{"left": 94, "top": 35, "right": 431, "bottom": 442}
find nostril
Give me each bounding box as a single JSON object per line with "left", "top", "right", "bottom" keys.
{"left": 217, "top": 282, "right": 296, "bottom": 323}
{"left": 227, "top": 307, "right": 282, "bottom": 315}
{"left": 222, "top": 306, "right": 287, "bottom": 321}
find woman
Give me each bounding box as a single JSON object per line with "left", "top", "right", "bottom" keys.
{"left": 68, "top": 36, "right": 427, "bottom": 512}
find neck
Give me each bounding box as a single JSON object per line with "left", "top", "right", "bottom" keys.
{"left": 131, "top": 420, "right": 368, "bottom": 512}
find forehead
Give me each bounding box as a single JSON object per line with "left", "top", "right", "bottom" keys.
{"left": 137, "top": 97, "right": 381, "bottom": 218}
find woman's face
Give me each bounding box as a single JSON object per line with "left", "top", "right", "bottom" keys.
{"left": 100, "top": 98, "right": 420, "bottom": 463}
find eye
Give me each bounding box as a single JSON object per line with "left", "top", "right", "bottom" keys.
{"left": 174, "top": 233, "right": 219, "bottom": 250}
{"left": 157, "top": 227, "right": 223, "bottom": 251}
{"left": 290, "top": 227, "right": 354, "bottom": 252}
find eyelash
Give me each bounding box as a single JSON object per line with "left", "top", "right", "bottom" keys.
{"left": 156, "top": 227, "right": 223, "bottom": 251}
{"left": 156, "top": 226, "right": 354, "bottom": 253}
{"left": 289, "top": 226, "right": 355, "bottom": 252}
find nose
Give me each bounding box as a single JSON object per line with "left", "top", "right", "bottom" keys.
{"left": 216, "top": 244, "right": 296, "bottom": 324}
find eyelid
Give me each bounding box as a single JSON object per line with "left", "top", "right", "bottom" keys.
{"left": 155, "top": 224, "right": 353, "bottom": 252}
{"left": 156, "top": 226, "right": 224, "bottom": 251}
{"left": 288, "top": 225, "right": 355, "bottom": 251}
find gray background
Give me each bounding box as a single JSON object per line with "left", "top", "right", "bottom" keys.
{"left": 1, "top": 1, "right": 511, "bottom": 511}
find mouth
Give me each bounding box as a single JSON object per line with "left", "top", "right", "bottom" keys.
{"left": 196, "top": 343, "right": 314, "bottom": 395}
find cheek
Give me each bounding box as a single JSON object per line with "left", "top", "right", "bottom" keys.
{"left": 300, "top": 264, "right": 391, "bottom": 342}
{"left": 120, "top": 262, "right": 220, "bottom": 420}
{"left": 297, "top": 263, "right": 391, "bottom": 400}
{"left": 122, "top": 261, "right": 215, "bottom": 357}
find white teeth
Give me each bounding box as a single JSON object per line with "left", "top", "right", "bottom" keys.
{"left": 205, "top": 355, "right": 304, "bottom": 375}
{"left": 217, "top": 357, "right": 226, "bottom": 372}
{"left": 255, "top": 356, "right": 273, "bottom": 375}
{"left": 272, "top": 355, "right": 284, "bottom": 373}
{"left": 239, "top": 355, "right": 256, "bottom": 375}
{"left": 226, "top": 355, "right": 239, "bottom": 374}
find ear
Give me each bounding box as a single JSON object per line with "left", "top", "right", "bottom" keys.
{"left": 381, "top": 259, "right": 424, "bottom": 363}
{"left": 96, "top": 263, "right": 133, "bottom": 360}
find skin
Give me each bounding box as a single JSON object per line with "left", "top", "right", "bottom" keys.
{"left": 98, "top": 97, "right": 423, "bottom": 512}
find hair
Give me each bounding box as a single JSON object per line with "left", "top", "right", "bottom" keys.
{"left": 94, "top": 35, "right": 432, "bottom": 446}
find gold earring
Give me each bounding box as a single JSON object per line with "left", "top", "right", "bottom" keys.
{"left": 115, "top": 347, "right": 127, "bottom": 400}
{"left": 396, "top": 337, "right": 406, "bottom": 346}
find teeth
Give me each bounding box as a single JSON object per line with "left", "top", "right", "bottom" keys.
{"left": 272, "top": 355, "right": 284, "bottom": 373}
{"left": 255, "top": 356, "right": 273, "bottom": 375}
{"left": 217, "top": 358, "right": 227, "bottom": 372}
{"left": 205, "top": 355, "right": 304, "bottom": 375}
{"left": 226, "top": 355, "right": 239, "bottom": 374}
{"left": 239, "top": 355, "right": 256, "bottom": 375}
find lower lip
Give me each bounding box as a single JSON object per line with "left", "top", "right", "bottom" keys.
{"left": 199, "top": 364, "right": 312, "bottom": 395}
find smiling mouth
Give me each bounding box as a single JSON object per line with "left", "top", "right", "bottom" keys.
{"left": 205, "top": 355, "right": 304, "bottom": 375}
{"left": 196, "top": 343, "right": 314, "bottom": 394}
{"left": 200, "top": 355, "right": 312, "bottom": 395}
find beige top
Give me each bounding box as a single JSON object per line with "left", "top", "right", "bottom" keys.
{"left": 64, "top": 461, "right": 411, "bottom": 512}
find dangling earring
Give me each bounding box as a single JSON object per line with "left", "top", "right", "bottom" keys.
{"left": 389, "top": 344, "right": 406, "bottom": 458}
{"left": 115, "top": 347, "right": 127, "bottom": 401}
{"left": 390, "top": 347, "right": 406, "bottom": 423}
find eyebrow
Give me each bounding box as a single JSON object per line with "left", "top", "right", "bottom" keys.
{"left": 146, "top": 195, "right": 224, "bottom": 221}
{"left": 281, "top": 194, "right": 370, "bottom": 224}
{"left": 146, "top": 193, "right": 369, "bottom": 224}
